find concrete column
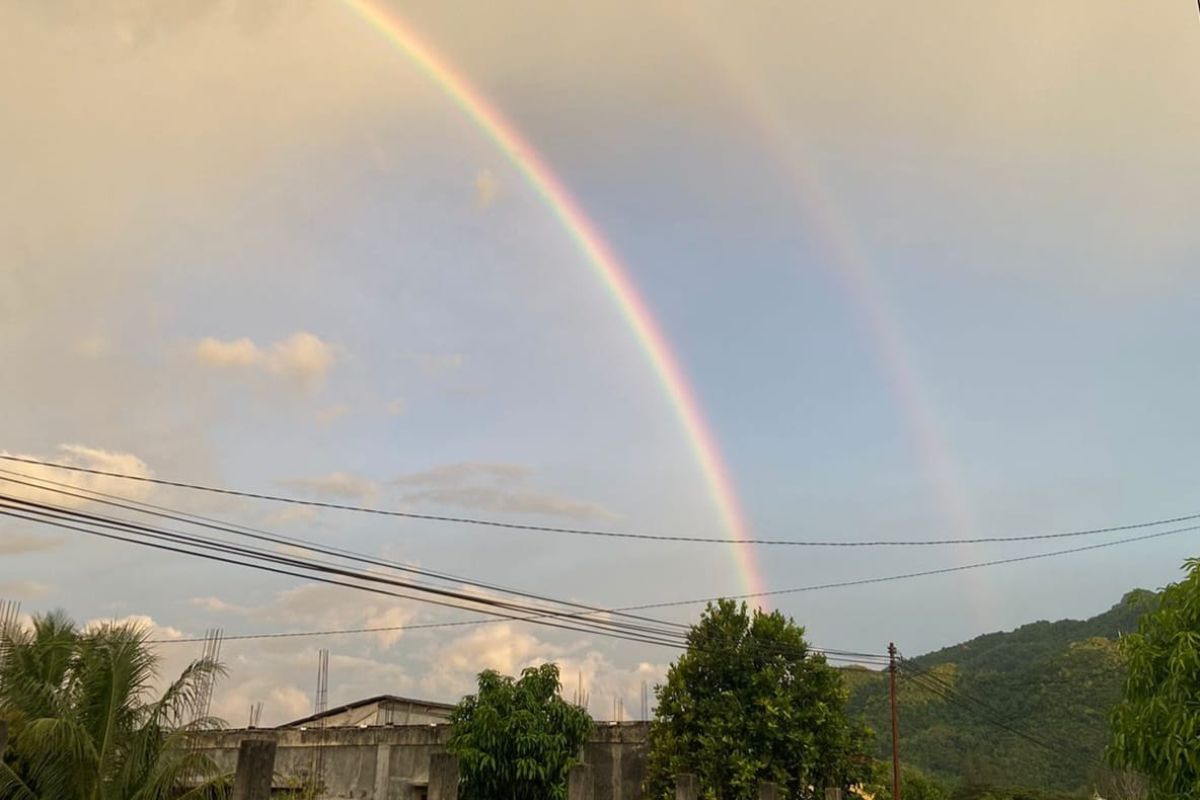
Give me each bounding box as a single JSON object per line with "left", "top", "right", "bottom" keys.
{"left": 759, "top": 781, "right": 779, "bottom": 800}
{"left": 373, "top": 743, "right": 392, "bottom": 800}
{"left": 675, "top": 773, "right": 698, "bottom": 800}
{"left": 824, "top": 789, "right": 843, "bottom": 800}
{"left": 570, "top": 763, "right": 594, "bottom": 800}
{"left": 231, "top": 738, "right": 277, "bottom": 800}
{"left": 429, "top": 752, "right": 460, "bottom": 800}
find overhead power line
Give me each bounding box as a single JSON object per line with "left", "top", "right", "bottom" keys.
{"left": 616, "top": 522, "right": 1200, "bottom": 611}
{"left": 897, "top": 661, "right": 1098, "bottom": 763}
{"left": 0, "top": 469, "right": 678, "bottom": 633}
{"left": 3, "top": 454, "right": 1198, "bottom": 547}
{"left": 0, "top": 489, "right": 893, "bottom": 663}
{"left": 0, "top": 496, "right": 688, "bottom": 649}
{"left": 0, "top": 492, "right": 892, "bottom": 665}
{"left": 2, "top": 467, "right": 1195, "bottom": 619}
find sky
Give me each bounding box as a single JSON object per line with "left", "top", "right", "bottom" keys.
{"left": 2, "top": 0, "right": 1199, "bottom": 726}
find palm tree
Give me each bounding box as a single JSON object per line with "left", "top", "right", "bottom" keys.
{"left": 0, "top": 610, "right": 228, "bottom": 799}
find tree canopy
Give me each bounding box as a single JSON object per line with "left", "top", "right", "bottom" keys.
{"left": 846, "top": 592, "right": 1155, "bottom": 793}
{"left": 447, "top": 663, "right": 593, "bottom": 800}
{"left": 645, "top": 599, "right": 870, "bottom": 800}
{"left": 1108, "top": 559, "right": 1200, "bottom": 799}
{"left": 0, "top": 610, "right": 226, "bottom": 800}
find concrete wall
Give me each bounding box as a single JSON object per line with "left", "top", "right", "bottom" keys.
{"left": 190, "top": 722, "right": 649, "bottom": 800}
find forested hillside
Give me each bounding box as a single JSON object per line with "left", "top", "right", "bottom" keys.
{"left": 844, "top": 590, "right": 1158, "bottom": 794}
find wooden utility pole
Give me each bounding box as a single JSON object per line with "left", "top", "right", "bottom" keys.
{"left": 889, "top": 642, "right": 901, "bottom": 800}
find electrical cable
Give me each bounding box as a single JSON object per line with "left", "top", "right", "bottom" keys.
{"left": 4, "top": 455, "right": 1196, "bottom": 548}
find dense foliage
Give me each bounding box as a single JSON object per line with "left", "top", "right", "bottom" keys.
{"left": 1109, "top": 560, "right": 1200, "bottom": 799}
{"left": 447, "top": 663, "right": 593, "bottom": 800}
{"left": 860, "top": 762, "right": 948, "bottom": 800}
{"left": 846, "top": 591, "right": 1155, "bottom": 793}
{"left": 645, "top": 600, "right": 870, "bottom": 800}
{"left": 0, "top": 610, "right": 226, "bottom": 800}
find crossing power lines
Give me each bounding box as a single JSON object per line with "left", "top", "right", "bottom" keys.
{"left": 3, "top": 454, "right": 1198, "bottom": 548}
{"left": 0, "top": 470, "right": 898, "bottom": 664}
{"left": 0, "top": 480, "right": 901, "bottom": 669}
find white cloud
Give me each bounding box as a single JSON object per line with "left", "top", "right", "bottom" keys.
{"left": 0, "top": 580, "right": 52, "bottom": 600}
{"left": 0, "top": 531, "right": 64, "bottom": 555}
{"left": 278, "top": 471, "right": 377, "bottom": 501}
{"left": 75, "top": 333, "right": 110, "bottom": 358}
{"left": 193, "top": 331, "right": 338, "bottom": 390}
{"left": 414, "top": 353, "right": 465, "bottom": 376}
{"left": 0, "top": 444, "right": 153, "bottom": 507}
{"left": 213, "top": 679, "right": 312, "bottom": 728}
{"left": 86, "top": 613, "right": 185, "bottom": 642}
{"left": 419, "top": 624, "right": 668, "bottom": 718}
{"left": 393, "top": 462, "right": 617, "bottom": 521}
{"left": 394, "top": 462, "right": 531, "bottom": 487}
{"left": 192, "top": 596, "right": 248, "bottom": 614}
{"left": 263, "top": 505, "right": 318, "bottom": 527}
{"left": 197, "top": 583, "right": 419, "bottom": 650}
{"left": 402, "top": 485, "right": 617, "bottom": 520}
{"left": 474, "top": 168, "right": 499, "bottom": 208}
{"left": 315, "top": 403, "right": 351, "bottom": 425}
{"left": 422, "top": 624, "right": 564, "bottom": 696}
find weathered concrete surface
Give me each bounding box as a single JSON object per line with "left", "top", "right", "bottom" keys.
{"left": 189, "top": 721, "right": 650, "bottom": 800}
{"left": 232, "top": 738, "right": 277, "bottom": 800}
{"left": 428, "top": 752, "right": 459, "bottom": 800}
{"left": 570, "top": 763, "right": 595, "bottom": 800}
{"left": 584, "top": 723, "right": 649, "bottom": 800}
{"left": 675, "top": 772, "right": 698, "bottom": 800}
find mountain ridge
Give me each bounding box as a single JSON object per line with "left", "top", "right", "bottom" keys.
{"left": 843, "top": 590, "right": 1158, "bottom": 793}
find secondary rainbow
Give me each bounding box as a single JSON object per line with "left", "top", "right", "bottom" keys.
{"left": 667, "top": 3, "right": 994, "bottom": 617}
{"left": 340, "top": 0, "right": 767, "bottom": 601}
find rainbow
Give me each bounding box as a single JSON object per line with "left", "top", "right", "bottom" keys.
{"left": 340, "top": 0, "right": 768, "bottom": 602}
{"left": 664, "top": 5, "right": 994, "bottom": 616}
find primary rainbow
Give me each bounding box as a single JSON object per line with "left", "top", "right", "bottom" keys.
{"left": 341, "top": 0, "right": 767, "bottom": 601}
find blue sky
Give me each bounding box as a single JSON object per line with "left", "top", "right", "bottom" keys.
{"left": 2, "top": 0, "right": 1198, "bottom": 724}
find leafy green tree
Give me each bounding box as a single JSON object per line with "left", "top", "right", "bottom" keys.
{"left": 1109, "top": 559, "right": 1200, "bottom": 799}
{"left": 448, "top": 663, "right": 593, "bottom": 800}
{"left": 844, "top": 592, "right": 1155, "bottom": 792}
{"left": 863, "top": 762, "right": 949, "bottom": 800}
{"left": 0, "top": 610, "right": 227, "bottom": 799}
{"left": 645, "top": 600, "right": 871, "bottom": 800}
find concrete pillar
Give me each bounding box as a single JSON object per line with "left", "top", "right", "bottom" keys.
{"left": 824, "top": 789, "right": 843, "bottom": 800}
{"left": 675, "top": 773, "right": 698, "bottom": 800}
{"left": 570, "top": 763, "right": 594, "bottom": 800}
{"left": 231, "top": 738, "right": 277, "bottom": 800}
{"left": 373, "top": 743, "right": 392, "bottom": 800}
{"left": 429, "top": 752, "right": 460, "bottom": 800}
{"left": 759, "top": 781, "right": 779, "bottom": 800}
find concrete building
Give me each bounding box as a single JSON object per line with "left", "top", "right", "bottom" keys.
{"left": 190, "top": 708, "right": 649, "bottom": 800}
{"left": 283, "top": 695, "right": 456, "bottom": 729}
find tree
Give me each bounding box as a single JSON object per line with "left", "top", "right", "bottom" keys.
{"left": 1108, "top": 558, "right": 1200, "bottom": 799}
{"left": 645, "top": 600, "right": 871, "bottom": 800}
{"left": 0, "top": 610, "right": 227, "bottom": 799}
{"left": 447, "top": 663, "right": 593, "bottom": 800}
{"left": 863, "top": 763, "right": 948, "bottom": 800}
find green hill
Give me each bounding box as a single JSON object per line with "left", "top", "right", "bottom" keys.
{"left": 844, "top": 590, "right": 1158, "bottom": 794}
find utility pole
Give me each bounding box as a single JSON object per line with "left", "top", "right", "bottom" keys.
{"left": 889, "top": 642, "right": 901, "bottom": 800}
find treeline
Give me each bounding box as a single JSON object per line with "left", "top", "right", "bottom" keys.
{"left": 844, "top": 591, "right": 1158, "bottom": 794}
